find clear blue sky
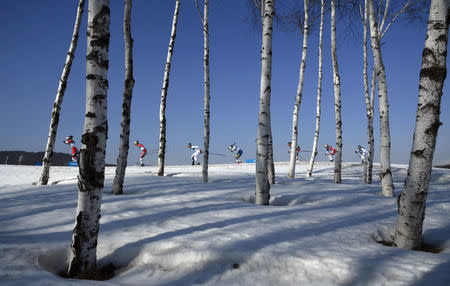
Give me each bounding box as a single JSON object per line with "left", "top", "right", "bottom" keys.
{"left": 1, "top": 0, "right": 449, "bottom": 166}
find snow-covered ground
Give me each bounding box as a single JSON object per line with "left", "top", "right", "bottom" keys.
{"left": 0, "top": 162, "right": 449, "bottom": 285}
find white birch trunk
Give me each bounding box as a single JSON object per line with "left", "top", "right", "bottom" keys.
{"left": 268, "top": 121, "right": 275, "bottom": 184}
{"left": 255, "top": 0, "right": 275, "bottom": 205}
{"left": 368, "top": 0, "right": 394, "bottom": 196}
{"left": 157, "top": 0, "right": 180, "bottom": 177}
{"left": 288, "top": 0, "right": 309, "bottom": 179}
{"left": 361, "top": 1, "right": 375, "bottom": 184}
{"left": 112, "top": 0, "right": 134, "bottom": 195}
{"left": 394, "top": 0, "right": 448, "bottom": 250}
{"left": 331, "top": 0, "right": 342, "bottom": 184}
{"left": 367, "top": 69, "right": 377, "bottom": 183}
{"left": 38, "top": 0, "right": 85, "bottom": 185}
{"left": 306, "top": 0, "right": 324, "bottom": 178}
{"left": 202, "top": 0, "right": 210, "bottom": 183}
{"left": 67, "top": 0, "right": 110, "bottom": 277}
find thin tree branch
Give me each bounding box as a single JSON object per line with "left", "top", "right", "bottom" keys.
{"left": 194, "top": 0, "right": 204, "bottom": 24}
{"left": 379, "top": 0, "right": 390, "bottom": 33}
{"left": 380, "top": 0, "right": 415, "bottom": 39}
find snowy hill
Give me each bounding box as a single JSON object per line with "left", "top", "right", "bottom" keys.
{"left": 0, "top": 162, "right": 449, "bottom": 285}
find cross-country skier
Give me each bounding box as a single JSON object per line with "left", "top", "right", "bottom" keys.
{"left": 324, "top": 144, "right": 336, "bottom": 162}
{"left": 133, "top": 141, "right": 147, "bottom": 166}
{"left": 187, "top": 143, "right": 202, "bottom": 165}
{"left": 228, "top": 143, "right": 243, "bottom": 163}
{"left": 288, "top": 142, "right": 301, "bottom": 161}
{"left": 355, "top": 145, "right": 368, "bottom": 164}
{"left": 63, "top": 136, "right": 78, "bottom": 162}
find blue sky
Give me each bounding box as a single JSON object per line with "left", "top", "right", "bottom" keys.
{"left": 1, "top": 0, "right": 449, "bottom": 166}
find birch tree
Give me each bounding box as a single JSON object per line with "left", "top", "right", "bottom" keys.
{"left": 195, "top": 0, "right": 211, "bottom": 183}
{"left": 67, "top": 0, "right": 110, "bottom": 277}
{"left": 255, "top": 0, "right": 275, "bottom": 205}
{"left": 367, "top": 0, "right": 394, "bottom": 196}
{"left": 360, "top": 0, "right": 422, "bottom": 184}
{"left": 201, "top": 0, "right": 211, "bottom": 183}
{"left": 288, "top": 0, "right": 310, "bottom": 179}
{"left": 38, "top": 0, "right": 85, "bottom": 185}
{"left": 331, "top": 0, "right": 343, "bottom": 184}
{"left": 253, "top": 0, "right": 276, "bottom": 184}
{"left": 306, "top": 0, "right": 325, "bottom": 178}
{"left": 394, "top": 0, "right": 449, "bottom": 250}
{"left": 111, "top": 0, "right": 135, "bottom": 195}
{"left": 157, "top": 0, "right": 181, "bottom": 177}
{"left": 268, "top": 122, "right": 275, "bottom": 184}
{"left": 360, "top": 1, "right": 375, "bottom": 184}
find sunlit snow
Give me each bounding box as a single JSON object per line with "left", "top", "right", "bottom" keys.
{"left": 0, "top": 162, "right": 449, "bottom": 285}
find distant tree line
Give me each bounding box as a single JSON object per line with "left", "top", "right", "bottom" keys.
{"left": 0, "top": 151, "right": 72, "bottom": 166}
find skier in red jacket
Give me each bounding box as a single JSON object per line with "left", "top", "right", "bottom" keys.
{"left": 288, "top": 142, "right": 301, "bottom": 161}
{"left": 325, "top": 144, "right": 336, "bottom": 162}
{"left": 134, "top": 141, "right": 147, "bottom": 166}
{"left": 63, "top": 135, "right": 79, "bottom": 162}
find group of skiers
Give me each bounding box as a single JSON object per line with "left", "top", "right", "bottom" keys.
{"left": 62, "top": 136, "right": 244, "bottom": 167}
{"left": 324, "top": 144, "right": 368, "bottom": 163}
{"left": 187, "top": 142, "right": 243, "bottom": 165}
{"left": 63, "top": 135, "right": 368, "bottom": 167}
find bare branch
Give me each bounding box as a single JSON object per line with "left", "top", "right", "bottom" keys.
{"left": 379, "top": 0, "right": 390, "bottom": 32}
{"left": 194, "top": 0, "right": 204, "bottom": 24}
{"left": 380, "top": 0, "right": 415, "bottom": 39}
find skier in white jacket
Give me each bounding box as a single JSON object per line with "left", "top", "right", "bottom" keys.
{"left": 355, "top": 145, "right": 369, "bottom": 164}
{"left": 228, "top": 143, "right": 243, "bottom": 163}
{"left": 187, "top": 143, "right": 202, "bottom": 165}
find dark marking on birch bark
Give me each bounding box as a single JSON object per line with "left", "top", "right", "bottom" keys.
{"left": 436, "top": 34, "right": 448, "bottom": 43}
{"left": 431, "top": 20, "right": 448, "bottom": 30}
{"left": 425, "top": 121, "right": 442, "bottom": 136}
{"left": 90, "top": 5, "right": 110, "bottom": 47}
{"left": 420, "top": 66, "right": 447, "bottom": 82}
{"left": 93, "top": 93, "right": 106, "bottom": 101}
{"left": 86, "top": 51, "right": 109, "bottom": 69}
{"left": 412, "top": 148, "right": 425, "bottom": 158}
{"left": 50, "top": 113, "right": 60, "bottom": 128}
{"left": 379, "top": 168, "right": 392, "bottom": 179}
{"left": 68, "top": 211, "right": 84, "bottom": 277}
{"left": 86, "top": 74, "right": 97, "bottom": 80}
{"left": 79, "top": 132, "right": 104, "bottom": 188}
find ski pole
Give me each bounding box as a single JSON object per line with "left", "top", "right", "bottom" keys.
{"left": 209, "top": 152, "right": 226, "bottom": 156}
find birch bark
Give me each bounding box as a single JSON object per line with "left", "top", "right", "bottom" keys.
{"left": 362, "top": 0, "right": 414, "bottom": 185}
{"left": 157, "top": 0, "right": 181, "bottom": 177}
{"left": 361, "top": 0, "right": 375, "bottom": 184}
{"left": 255, "top": 0, "right": 275, "bottom": 205}
{"left": 202, "top": 0, "right": 210, "bottom": 183}
{"left": 367, "top": 0, "right": 394, "bottom": 196}
{"left": 112, "top": 0, "right": 134, "bottom": 195}
{"left": 38, "top": 0, "right": 85, "bottom": 185}
{"left": 306, "top": 0, "right": 324, "bottom": 178}
{"left": 394, "top": 0, "right": 448, "bottom": 250}
{"left": 268, "top": 121, "right": 275, "bottom": 184}
{"left": 331, "top": 0, "right": 342, "bottom": 184}
{"left": 288, "top": 0, "right": 309, "bottom": 179}
{"left": 67, "top": 0, "right": 110, "bottom": 277}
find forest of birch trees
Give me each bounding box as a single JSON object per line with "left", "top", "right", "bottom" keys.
{"left": 34, "top": 0, "right": 448, "bottom": 279}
